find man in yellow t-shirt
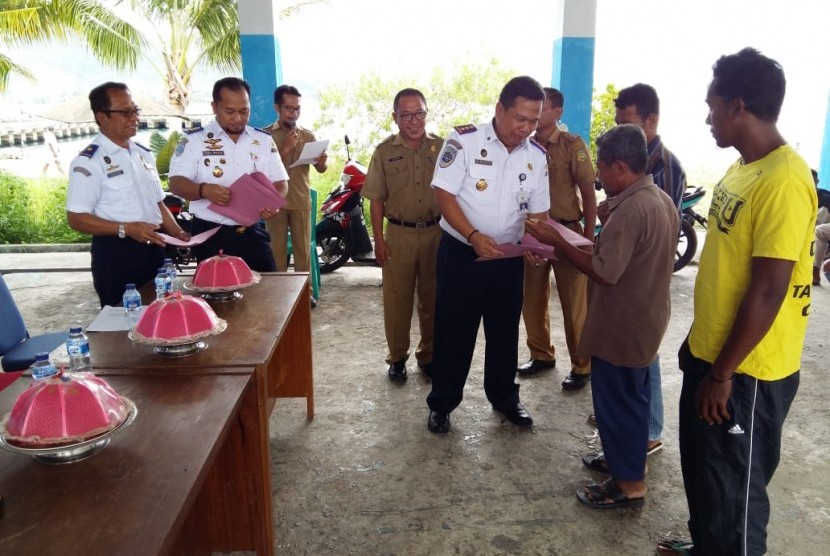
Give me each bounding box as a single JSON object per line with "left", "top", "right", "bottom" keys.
{"left": 658, "top": 48, "right": 816, "bottom": 556}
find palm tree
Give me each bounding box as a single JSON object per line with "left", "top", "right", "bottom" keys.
{"left": 129, "top": 0, "right": 328, "bottom": 114}
{"left": 0, "top": 0, "right": 143, "bottom": 93}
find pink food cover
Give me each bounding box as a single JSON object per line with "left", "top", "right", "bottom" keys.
{"left": 193, "top": 251, "right": 255, "bottom": 288}
{"left": 207, "top": 172, "right": 286, "bottom": 226}
{"left": 3, "top": 372, "right": 128, "bottom": 447}
{"left": 134, "top": 292, "right": 221, "bottom": 341}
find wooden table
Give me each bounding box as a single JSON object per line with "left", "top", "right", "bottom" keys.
{"left": 0, "top": 372, "right": 261, "bottom": 555}
{"left": 88, "top": 273, "right": 315, "bottom": 420}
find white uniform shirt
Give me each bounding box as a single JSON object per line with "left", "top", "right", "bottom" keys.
{"left": 66, "top": 133, "right": 164, "bottom": 224}
{"left": 169, "top": 120, "right": 288, "bottom": 225}
{"left": 432, "top": 120, "right": 549, "bottom": 244}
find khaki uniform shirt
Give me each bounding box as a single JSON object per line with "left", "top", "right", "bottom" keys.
{"left": 542, "top": 127, "right": 595, "bottom": 222}
{"left": 579, "top": 175, "right": 679, "bottom": 367}
{"left": 362, "top": 132, "right": 444, "bottom": 222}
{"left": 264, "top": 122, "right": 317, "bottom": 211}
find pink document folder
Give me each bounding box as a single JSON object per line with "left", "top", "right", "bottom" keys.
{"left": 207, "top": 172, "right": 287, "bottom": 226}
{"left": 477, "top": 218, "right": 593, "bottom": 261}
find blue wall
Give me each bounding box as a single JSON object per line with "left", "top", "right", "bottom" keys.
{"left": 552, "top": 36, "right": 595, "bottom": 143}
{"left": 240, "top": 34, "right": 283, "bottom": 128}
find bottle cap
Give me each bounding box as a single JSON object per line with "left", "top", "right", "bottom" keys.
{"left": 126, "top": 283, "right": 136, "bottom": 288}
{"left": 35, "top": 352, "right": 49, "bottom": 361}
{"left": 69, "top": 326, "right": 82, "bottom": 333}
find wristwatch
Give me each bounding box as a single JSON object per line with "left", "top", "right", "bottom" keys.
{"left": 118, "top": 223, "right": 126, "bottom": 239}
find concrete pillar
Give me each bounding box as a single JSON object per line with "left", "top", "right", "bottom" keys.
{"left": 551, "top": 0, "right": 596, "bottom": 143}
{"left": 820, "top": 89, "right": 830, "bottom": 191}
{"left": 238, "top": 0, "right": 282, "bottom": 128}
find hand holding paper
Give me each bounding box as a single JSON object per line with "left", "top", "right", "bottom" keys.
{"left": 289, "top": 140, "right": 330, "bottom": 168}
{"left": 159, "top": 226, "right": 221, "bottom": 247}
{"left": 207, "top": 172, "right": 286, "bottom": 226}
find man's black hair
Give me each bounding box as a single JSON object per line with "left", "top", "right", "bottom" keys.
{"left": 711, "top": 47, "right": 786, "bottom": 122}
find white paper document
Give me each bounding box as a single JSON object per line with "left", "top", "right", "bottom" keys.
{"left": 86, "top": 305, "right": 147, "bottom": 332}
{"left": 289, "top": 140, "right": 329, "bottom": 168}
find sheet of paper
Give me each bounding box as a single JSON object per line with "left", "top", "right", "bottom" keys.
{"left": 477, "top": 239, "right": 556, "bottom": 261}
{"left": 289, "top": 140, "right": 330, "bottom": 168}
{"left": 86, "top": 305, "right": 147, "bottom": 332}
{"left": 207, "top": 171, "right": 287, "bottom": 226}
{"left": 159, "top": 226, "right": 221, "bottom": 247}
{"left": 543, "top": 218, "right": 595, "bottom": 247}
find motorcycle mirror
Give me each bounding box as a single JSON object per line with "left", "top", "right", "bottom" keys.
{"left": 344, "top": 135, "right": 351, "bottom": 160}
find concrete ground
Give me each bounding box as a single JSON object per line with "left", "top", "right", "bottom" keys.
{"left": 2, "top": 249, "right": 829, "bottom": 555}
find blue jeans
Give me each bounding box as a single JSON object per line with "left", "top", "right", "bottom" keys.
{"left": 648, "top": 356, "right": 664, "bottom": 442}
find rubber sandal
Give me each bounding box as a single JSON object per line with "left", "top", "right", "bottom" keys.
{"left": 582, "top": 452, "right": 609, "bottom": 473}
{"left": 576, "top": 478, "right": 645, "bottom": 510}
{"left": 655, "top": 538, "right": 693, "bottom": 555}
{"left": 647, "top": 441, "right": 664, "bottom": 456}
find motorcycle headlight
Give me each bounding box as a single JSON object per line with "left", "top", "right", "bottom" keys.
{"left": 340, "top": 172, "right": 351, "bottom": 187}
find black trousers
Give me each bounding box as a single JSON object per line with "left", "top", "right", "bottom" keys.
{"left": 678, "top": 340, "right": 799, "bottom": 556}
{"left": 91, "top": 235, "right": 164, "bottom": 307}
{"left": 427, "top": 232, "right": 524, "bottom": 413}
{"left": 191, "top": 217, "right": 276, "bottom": 273}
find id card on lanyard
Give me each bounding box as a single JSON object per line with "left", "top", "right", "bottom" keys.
{"left": 517, "top": 172, "right": 528, "bottom": 214}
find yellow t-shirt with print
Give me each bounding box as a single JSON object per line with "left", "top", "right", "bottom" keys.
{"left": 689, "top": 144, "right": 816, "bottom": 380}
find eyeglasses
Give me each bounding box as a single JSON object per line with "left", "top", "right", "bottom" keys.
{"left": 104, "top": 107, "right": 142, "bottom": 117}
{"left": 397, "top": 110, "right": 427, "bottom": 122}
{"left": 281, "top": 106, "right": 301, "bottom": 114}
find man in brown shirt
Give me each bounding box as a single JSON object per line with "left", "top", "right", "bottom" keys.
{"left": 362, "top": 88, "right": 444, "bottom": 382}
{"left": 518, "top": 87, "right": 597, "bottom": 391}
{"left": 525, "top": 124, "right": 678, "bottom": 510}
{"left": 264, "top": 85, "right": 328, "bottom": 285}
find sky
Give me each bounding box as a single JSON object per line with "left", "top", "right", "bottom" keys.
{"left": 3, "top": 0, "right": 830, "bottom": 179}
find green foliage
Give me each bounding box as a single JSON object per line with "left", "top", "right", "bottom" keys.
{"left": 154, "top": 130, "right": 182, "bottom": 178}
{"left": 313, "top": 59, "right": 518, "bottom": 163}
{"left": 589, "top": 83, "right": 619, "bottom": 161}
{"left": 149, "top": 130, "right": 167, "bottom": 155}
{"left": 0, "top": 173, "right": 85, "bottom": 244}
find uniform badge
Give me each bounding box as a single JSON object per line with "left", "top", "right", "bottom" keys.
{"left": 103, "top": 156, "right": 111, "bottom": 164}
{"left": 252, "top": 140, "right": 260, "bottom": 146}
{"left": 439, "top": 145, "right": 458, "bottom": 168}
{"left": 480, "top": 149, "right": 487, "bottom": 157}
{"left": 476, "top": 179, "right": 488, "bottom": 191}
{"left": 204, "top": 138, "right": 222, "bottom": 150}
{"left": 454, "top": 124, "right": 477, "bottom": 135}
{"left": 207, "top": 132, "right": 214, "bottom": 139}
{"left": 174, "top": 137, "right": 188, "bottom": 156}
{"left": 204, "top": 158, "right": 210, "bottom": 166}
{"left": 431, "top": 145, "right": 436, "bottom": 152}
{"left": 107, "top": 170, "right": 124, "bottom": 178}
{"left": 213, "top": 166, "right": 224, "bottom": 177}
{"left": 577, "top": 151, "right": 587, "bottom": 163}
{"left": 72, "top": 166, "right": 91, "bottom": 176}
{"left": 220, "top": 158, "right": 226, "bottom": 164}
{"left": 527, "top": 163, "right": 533, "bottom": 171}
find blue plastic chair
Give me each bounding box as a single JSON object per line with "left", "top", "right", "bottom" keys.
{"left": 0, "top": 274, "right": 67, "bottom": 372}
{"left": 286, "top": 189, "right": 321, "bottom": 299}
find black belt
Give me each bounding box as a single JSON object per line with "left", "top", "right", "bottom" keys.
{"left": 193, "top": 215, "right": 249, "bottom": 234}
{"left": 387, "top": 216, "right": 441, "bottom": 230}
{"left": 556, "top": 218, "right": 580, "bottom": 226}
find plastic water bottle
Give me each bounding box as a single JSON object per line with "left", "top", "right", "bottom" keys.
{"left": 66, "top": 326, "right": 92, "bottom": 371}
{"left": 31, "top": 352, "right": 58, "bottom": 380}
{"left": 154, "top": 267, "right": 171, "bottom": 300}
{"left": 122, "top": 283, "right": 142, "bottom": 326}
{"left": 164, "top": 257, "right": 177, "bottom": 293}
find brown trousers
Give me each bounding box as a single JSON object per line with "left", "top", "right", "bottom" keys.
{"left": 267, "top": 208, "right": 311, "bottom": 272}
{"left": 521, "top": 224, "right": 590, "bottom": 374}
{"left": 382, "top": 223, "right": 441, "bottom": 365}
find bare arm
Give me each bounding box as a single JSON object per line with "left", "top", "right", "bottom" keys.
{"left": 577, "top": 181, "right": 597, "bottom": 241}
{"left": 696, "top": 257, "right": 795, "bottom": 424}
{"left": 157, "top": 202, "right": 189, "bottom": 239}
{"left": 66, "top": 211, "right": 169, "bottom": 246}
{"left": 169, "top": 175, "right": 230, "bottom": 205}
{"left": 434, "top": 188, "right": 503, "bottom": 257}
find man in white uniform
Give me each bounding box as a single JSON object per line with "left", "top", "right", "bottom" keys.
{"left": 169, "top": 77, "right": 288, "bottom": 271}
{"left": 66, "top": 81, "right": 189, "bottom": 307}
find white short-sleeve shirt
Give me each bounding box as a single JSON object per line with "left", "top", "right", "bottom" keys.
{"left": 66, "top": 133, "right": 164, "bottom": 224}
{"left": 169, "top": 120, "right": 289, "bottom": 225}
{"left": 432, "top": 120, "right": 549, "bottom": 244}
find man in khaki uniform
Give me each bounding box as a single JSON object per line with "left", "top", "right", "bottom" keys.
{"left": 362, "top": 88, "right": 444, "bottom": 382}
{"left": 264, "top": 85, "right": 328, "bottom": 290}
{"left": 518, "top": 87, "right": 597, "bottom": 391}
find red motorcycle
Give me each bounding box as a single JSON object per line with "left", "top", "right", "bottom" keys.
{"left": 315, "top": 136, "right": 375, "bottom": 273}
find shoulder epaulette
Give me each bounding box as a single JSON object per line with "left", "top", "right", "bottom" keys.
{"left": 529, "top": 138, "right": 546, "bottom": 154}
{"left": 253, "top": 127, "right": 271, "bottom": 135}
{"left": 79, "top": 144, "right": 98, "bottom": 158}
{"left": 184, "top": 126, "right": 203, "bottom": 135}
{"left": 454, "top": 124, "right": 477, "bottom": 135}
{"left": 134, "top": 141, "right": 151, "bottom": 152}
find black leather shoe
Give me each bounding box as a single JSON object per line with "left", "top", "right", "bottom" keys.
{"left": 418, "top": 362, "right": 433, "bottom": 379}
{"left": 517, "top": 358, "right": 556, "bottom": 375}
{"left": 427, "top": 410, "right": 450, "bottom": 433}
{"left": 497, "top": 402, "right": 533, "bottom": 427}
{"left": 562, "top": 371, "right": 590, "bottom": 390}
{"left": 310, "top": 296, "right": 318, "bottom": 309}
{"left": 387, "top": 360, "right": 407, "bottom": 381}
